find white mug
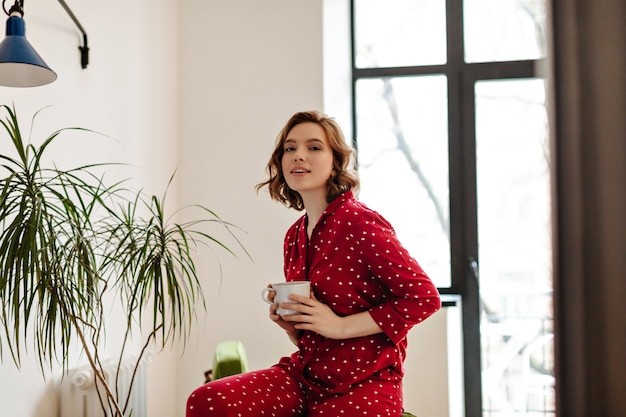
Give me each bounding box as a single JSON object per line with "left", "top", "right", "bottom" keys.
{"left": 261, "top": 281, "right": 311, "bottom": 315}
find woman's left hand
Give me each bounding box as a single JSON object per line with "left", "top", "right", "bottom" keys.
{"left": 282, "top": 292, "right": 383, "bottom": 340}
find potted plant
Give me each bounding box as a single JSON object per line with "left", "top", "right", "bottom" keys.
{"left": 0, "top": 104, "right": 246, "bottom": 417}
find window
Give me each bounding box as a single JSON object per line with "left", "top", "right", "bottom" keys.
{"left": 356, "top": 75, "right": 450, "bottom": 288}
{"left": 352, "top": 1, "right": 552, "bottom": 416}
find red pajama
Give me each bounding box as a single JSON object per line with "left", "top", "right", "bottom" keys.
{"left": 186, "top": 365, "right": 403, "bottom": 417}
{"left": 186, "top": 192, "right": 440, "bottom": 416}
{"left": 186, "top": 367, "right": 306, "bottom": 417}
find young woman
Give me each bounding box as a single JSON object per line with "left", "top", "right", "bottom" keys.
{"left": 186, "top": 111, "right": 441, "bottom": 417}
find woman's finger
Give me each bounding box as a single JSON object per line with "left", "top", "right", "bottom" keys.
{"left": 288, "top": 294, "right": 314, "bottom": 305}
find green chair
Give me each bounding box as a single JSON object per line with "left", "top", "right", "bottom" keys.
{"left": 208, "top": 340, "right": 417, "bottom": 416}
{"left": 205, "top": 340, "right": 249, "bottom": 382}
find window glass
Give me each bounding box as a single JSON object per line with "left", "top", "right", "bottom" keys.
{"left": 354, "top": 0, "right": 447, "bottom": 68}
{"left": 464, "top": 0, "right": 547, "bottom": 63}
{"left": 475, "top": 78, "right": 554, "bottom": 416}
{"left": 355, "top": 75, "right": 450, "bottom": 288}
{"left": 352, "top": 1, "right": 551, "bottom": 415}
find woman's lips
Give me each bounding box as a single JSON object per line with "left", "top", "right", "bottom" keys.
{"left": 290, "top": 167, "right": 310, "bottom": 174}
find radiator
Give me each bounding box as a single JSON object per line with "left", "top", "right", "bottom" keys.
{"left": 59, "top": 358, "right": 147, "bottom": 417}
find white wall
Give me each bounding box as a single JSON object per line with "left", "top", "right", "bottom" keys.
{"left": 0, "top": 1, "right": 450, "bottom": 417}
{"left": 174, "top": 0, "right": 324, "bottom": 413}
{"left": 0, "top": 1, "right": 178, "bottom": 416}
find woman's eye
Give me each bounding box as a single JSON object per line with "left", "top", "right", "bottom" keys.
{"left": 284, "top": 147, "right": 295, "bottom": 152}
{"left": 311, "top": 146, "right": 321, "bottom": 151}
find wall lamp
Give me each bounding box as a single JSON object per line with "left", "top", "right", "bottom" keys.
{"left": 0, "top": 0, "right": 88, "bottom": 87}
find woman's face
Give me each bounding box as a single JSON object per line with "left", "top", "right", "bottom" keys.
{"left": 281, "top": 122, "right": 334, "bottom": 202}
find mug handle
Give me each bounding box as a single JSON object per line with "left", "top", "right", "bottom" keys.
{"left": 261, "top": 287, "right": 275, "bottom": 304}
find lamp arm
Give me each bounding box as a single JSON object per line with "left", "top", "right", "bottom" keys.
{"left": 58, "top": 0, "right": 88, "bottom": 69}
{"left": 3, "top": 0, "right": 24, "bottom": 16}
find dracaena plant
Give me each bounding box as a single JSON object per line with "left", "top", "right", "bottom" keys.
{"left": 0, "top": 104, "right": 246, "bottom": 417}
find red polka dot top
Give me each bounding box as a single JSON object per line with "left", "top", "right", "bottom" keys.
{"left": 278, "top": 191, "right": 441, "bottom": 393}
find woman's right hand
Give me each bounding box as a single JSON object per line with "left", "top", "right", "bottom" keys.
{"left": 269, "top": 302, "right": 295, "bottom": 331}
{"left": 268, "top": 297, "right": 301, "bottom": 345}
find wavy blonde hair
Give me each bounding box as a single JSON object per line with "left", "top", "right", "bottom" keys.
{"left": 256, "top": 111, "right": 359, "bottom": 211}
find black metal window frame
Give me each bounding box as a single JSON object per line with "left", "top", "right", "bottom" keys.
{"left": 350, "top": 1, "right": 544, "bottom": 416}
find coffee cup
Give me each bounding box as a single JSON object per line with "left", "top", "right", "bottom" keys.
{"left": 261, "top": 281, "right": 311, "bottom": 315}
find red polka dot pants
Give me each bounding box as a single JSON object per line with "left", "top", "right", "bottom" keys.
{"left": 186, "top": 366, "right": 403, "bottom": 417}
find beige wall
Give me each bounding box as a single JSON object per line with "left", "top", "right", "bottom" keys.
{"left": 0, "top": 1, "right": 450, "bottom": 417}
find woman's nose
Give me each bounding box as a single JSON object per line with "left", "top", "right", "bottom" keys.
{"left": 294, "top": 153, "right": 304, "bottom": 161}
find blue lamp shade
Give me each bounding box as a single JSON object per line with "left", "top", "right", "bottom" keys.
{"left": 0, "top": 15, "right": 56, "bottom": 87}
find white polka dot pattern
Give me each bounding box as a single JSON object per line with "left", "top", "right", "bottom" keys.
{"left": 187, "top": 367, "right": 307, "bottom": 416}
{"left": 186, "top": 365, "right": 405, "bottom": 417}
{"left": 281, "top": 191, "right": 440, "bottom": 393}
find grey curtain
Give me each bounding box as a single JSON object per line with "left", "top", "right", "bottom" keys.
{"left": 550, "top": 0, "right": 626, "bottom": 415}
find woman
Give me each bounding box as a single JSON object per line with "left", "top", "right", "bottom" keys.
{"left": 186, "top": 110, "right": 441, "bottom": 417}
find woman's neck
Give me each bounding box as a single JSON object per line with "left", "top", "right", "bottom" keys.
{"left": 301, "top": 191, "right": 329, "bottom": 238}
